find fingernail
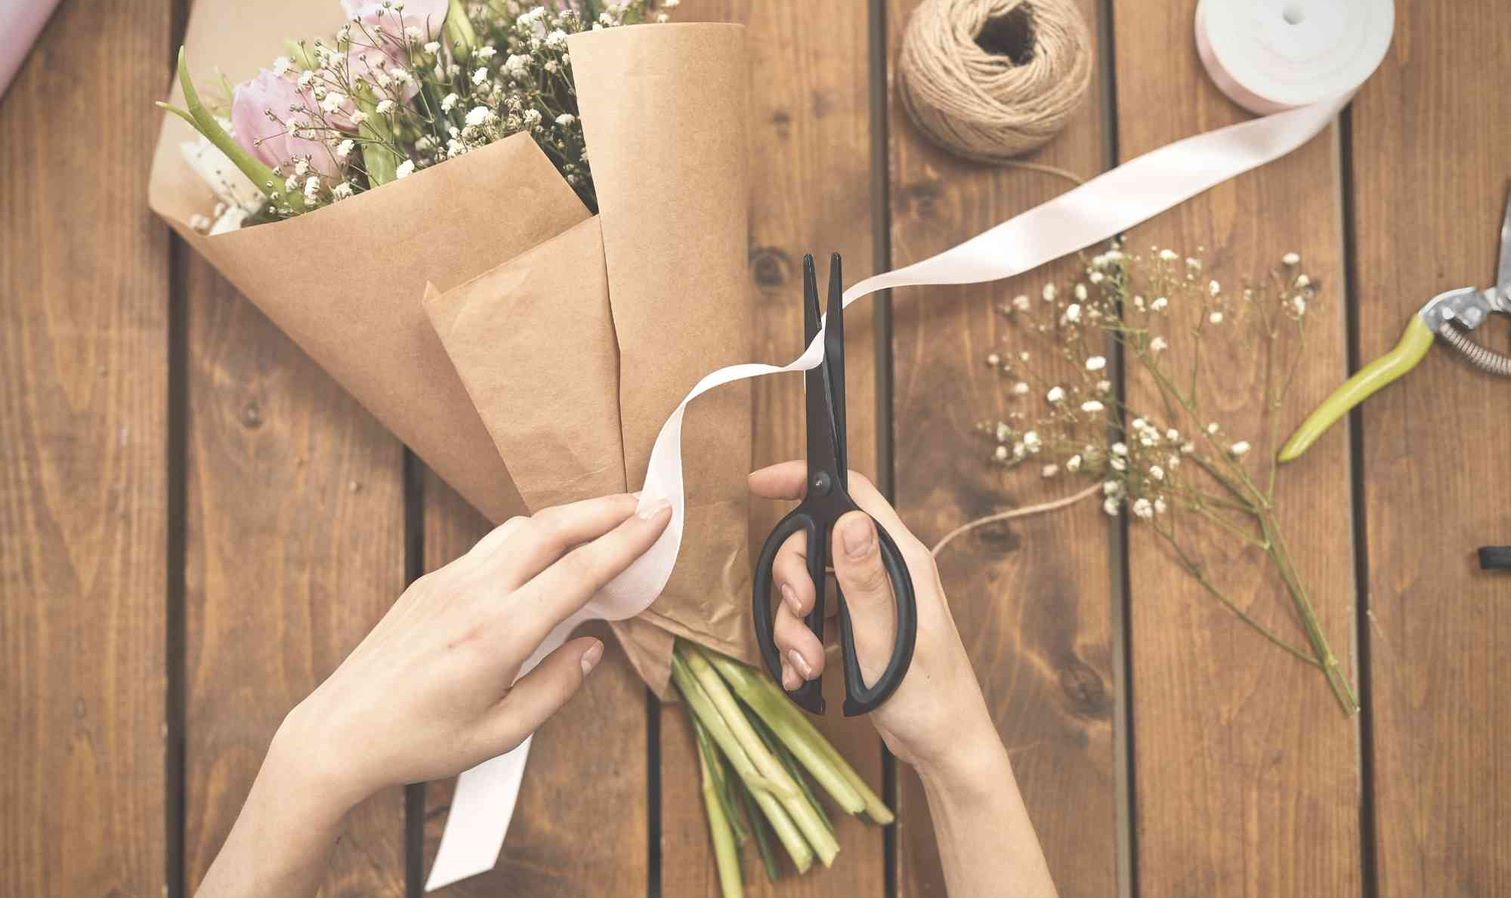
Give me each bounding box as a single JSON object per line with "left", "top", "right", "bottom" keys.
{"left": 580, "top": 640, "right": 604, "bottom": 676}
{"left": 781, "top": 583, "right": 801, "bottom": 616}
{"left": 842, "top": 515, "right": 874, "bottom": 559}
{"left": 637, "top": 497, "right": 672, "bottom": 520}
{"left": 788, "top": 648, "right": 813, "bottom": 679}
{"left": 780, "top": 662, "right": 799, "bottom": 691}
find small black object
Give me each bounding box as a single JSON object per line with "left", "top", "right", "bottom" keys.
{"left": 752, "top": 253, "right": 918, "bottom": 716}
{"left": 1479, "top": 546, "right": 1511, "bottom": 571}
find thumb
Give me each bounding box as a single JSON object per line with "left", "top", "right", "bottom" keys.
{"left": 831, "top": 512, "right": 898, "bottom": 688}
{"left": 483, "top": 636, "right": 605, "bottom": 755}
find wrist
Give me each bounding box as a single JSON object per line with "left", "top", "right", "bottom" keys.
{"left": 267, "top": 703, "right": 372, "bottom": 822}
{"left": 913, "top": 721, "right": 1014, "bottom": 800}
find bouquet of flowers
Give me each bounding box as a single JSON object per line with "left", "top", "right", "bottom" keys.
{"left": 150, "top": 0, "right": 755, "bottom": 688}
{"left": 150, "top": 0, "right": 805, "bottom": 886}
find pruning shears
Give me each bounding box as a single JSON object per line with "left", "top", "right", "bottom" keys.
{"left": 1279, "top": 184, "right": 1511, "bottom": 462}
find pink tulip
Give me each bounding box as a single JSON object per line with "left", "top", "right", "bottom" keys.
{"left": 231, "top": 69, "right": 338, "bottom": 177}
{"left": 341, "top": 0, "right": 450, "bottom": 41}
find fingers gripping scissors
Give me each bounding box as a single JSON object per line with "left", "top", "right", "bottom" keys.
{"left": 752, "top": 254, "right": 918, "bottom": 716}
{"left": 1280, "top": 183, "right": 1511, "bottom": 462}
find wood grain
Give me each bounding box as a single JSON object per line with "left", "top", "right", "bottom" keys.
{"left": 662, "top": 1, "right": 886, "bottom": 895}
{"left": 0, "top": 2, "right": 171, "bottom": 896}
{"left": 1349, "top": 2, "right": 1511, "bottom": 894}
{"left": 419, "top": 474, "right": 649, "bottom": 896}
{"left": 181, "top": 258, "right": 408, "bottom": 896}
{"left": 885, "top": 2, "right": 1120, "bottom": 896}
{"left": 1115, "top": 1, "right": 1362, "bottom": 895}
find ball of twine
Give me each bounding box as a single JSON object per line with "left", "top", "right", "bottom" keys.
{"left": 898, "top": 0, "right": 1094, "bottom": 163}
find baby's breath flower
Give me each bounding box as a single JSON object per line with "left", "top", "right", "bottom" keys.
{"left": 1208, "top": 310, "right": 1224, "bottom": 324}
{"left": 1012, "top": 381, "right": 1030, "bottom": 396}
{"left": 1074, "top": 283, "right": 1088, "bottom": 300}
{"left": 1150, "top": 295, "right": 1168, "bottom": 311}
{"left": 1041, "top": 463, "right": 1059, "bottom": 478}
{"left": 1012, "top": 294, "right": 1031, "bottom": 311}
{"left": 1066, "top": 454, "right": 1082, "bottom": 472}
{"left": 1046, "top": 386, "right": 1065, "bottom": 403}
{"left": 395, "top": 159, "right": 415, "bottom": 178}
{"left": 1150, "top": 336, "right": 1168, "bottom": 353}
{"left": 1085, "top": 355, "right": 1107, "bottom": 371}
{"left": 1208, "top": 279, "right": 1221, "bottom": 296}
{"left": 1103, "top": 497, "right": 1120, "bottom": 516}
{"left": 1081, "top": 399, "right": 1105, "bottom": 413}
{"left": 1282, "top": 251, "right": 1301, "bottom": 266}
{"left": 1229, "top": 440, "right": 1251, "bottom": 457}
{"left": 1133, "top": 498, "right": 1154, "bottom": 520}
{"left": 1295, "top": 274, "right": 1311, "bottom": 288}
{"left": 1064, "top": 303, "right": 1082, "bottom": 323}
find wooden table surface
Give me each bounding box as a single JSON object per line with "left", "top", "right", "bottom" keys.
{"left": 4, "top": 1, "right": 1508, "bottom": 896}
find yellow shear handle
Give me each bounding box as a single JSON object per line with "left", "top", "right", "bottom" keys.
{"left": 1278, "top": 316, "right": 1436, "bottom": 462}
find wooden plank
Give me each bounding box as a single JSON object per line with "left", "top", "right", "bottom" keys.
{"left": 1350, "top": 4, "right": 1511, "bottom": 894}
{"left": 1115, "top": 1, "right": 1362, "bottom": 894}
{"left": 662, "top": 1, "right": 886, "bottom": 895}
{"left": 419, "top": 474, "right": 649, "bottom": 895}
{"left": 181, "top": 259, "right": 408, "bottom": 894}
{"left": 0, "top": 3, "right": 171, "bottom": 896}
{"left": 886, "top": 2, "right": 1119, "bottom": 896}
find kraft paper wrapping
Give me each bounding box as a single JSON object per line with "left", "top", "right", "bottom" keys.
{"left": 425, "top": 24, "right": 758, "bottom": 689}
{"left": 147, "top": 0, "right": 672, "bottom": 679}
{"left": 420, "top": 221, "right": 674, "bottom": 687}
{"left": 571, "top": 23, "right": 758, "bottom": 665}
{"left": 146, "top": 0, "right": 593, "bottom": 522}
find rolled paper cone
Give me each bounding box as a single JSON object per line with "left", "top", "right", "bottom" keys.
{"left": 422, "top": 220, "right": 674, "bottom": 688}
{"left": 148, "top": 0, "right": 592, "bottom": 524}
{"left": 569, "top": 23, "right": 758, "bottom": 665}
{"left": 423, "top": 219, "right": 625, "bottom": 513}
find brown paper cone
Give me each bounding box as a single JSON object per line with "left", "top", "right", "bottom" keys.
{"left": 569, "top": 23, "right": 758, "bottom": 665}
{"left": 422, "top": 218, "right": 624, "bottom": 512}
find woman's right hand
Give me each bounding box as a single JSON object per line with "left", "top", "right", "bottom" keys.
{"left": 749, "top": 461, "right": 1000, "bottom": 777}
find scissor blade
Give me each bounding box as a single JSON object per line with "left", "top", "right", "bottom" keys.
{"left": 1498, "top": 182, "right": 1511, "bottom": 292}
{"left": 802, "top": 255, "right": 838, "bottom": 474}
{"left": 825, "top": 253, "right": 848, "bottom": 478}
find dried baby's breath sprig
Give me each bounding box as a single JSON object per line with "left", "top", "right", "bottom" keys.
{"left": 974, "top": 245, "right": 1356, "bottom": 714}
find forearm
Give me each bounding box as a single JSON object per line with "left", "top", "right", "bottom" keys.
{"left": 917, "top": 737, "right": 1057, "bottom": 898}
{"left": 194, "top": 725, "right": 356, "bottom": 898}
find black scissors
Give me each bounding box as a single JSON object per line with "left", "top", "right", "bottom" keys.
{"left": 752, "top": 253, "right": 917, "bottom": 716}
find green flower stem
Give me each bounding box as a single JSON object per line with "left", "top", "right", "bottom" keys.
{"left": 694, "top": 719, "right": 747, "bottom": 844}
{"left": 354, "top": 91, "right": 401, "bottom": 186}
{"left": 167, "top": 48, "right": 302, "bottom": 211}
{"left": 683, "top": 648, "right": 840, "bottom": 867}
{"left": 750, "top": 712, "right": 833, "bottom": 839}
{"left": 671, "top": 655, "right": 813, "bottom": 874}
{"left": 739, "top": 777, "right": 781, "bottom": 883}
{"left": 701, "top": 650, "right": 865, "bottom": 814}
{"left": 706, "top": 650, "right": 893, "bottom": 825}
{"left": 695, "top": 720, "right": 745, "bottom": 898}
{"left": 446, "top": 0, "right": 477, "bottom": 57}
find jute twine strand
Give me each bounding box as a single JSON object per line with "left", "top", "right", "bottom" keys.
{"left": 899, "top": 0, "right": 1094, "bottom": 163}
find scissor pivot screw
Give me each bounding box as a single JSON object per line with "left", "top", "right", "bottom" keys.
{"left": 811, "top": 472, "right": 832, "bottom": 496}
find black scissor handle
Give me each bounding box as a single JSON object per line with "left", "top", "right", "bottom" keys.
{"left": 753, "top": 509, "right": 825, "bottom": 712}
{"left": 837, "top": 522, "right": 916, "bottom": 715}
{"left": 752, "top": 505, "right": 918, "bottom": 716}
